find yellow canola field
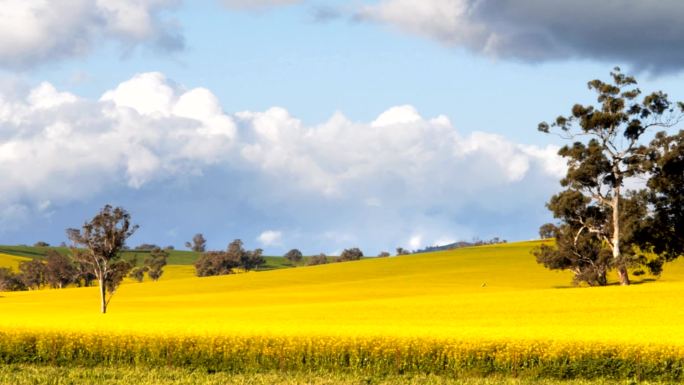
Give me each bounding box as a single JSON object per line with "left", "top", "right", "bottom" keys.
{"left": 1, "top": 241, "right": 684, "bottom": 346}
{"left": 0, "top": 253, "right": 31, "bottom": 271}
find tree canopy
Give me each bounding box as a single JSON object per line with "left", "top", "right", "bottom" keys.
{"left": 535, "top": 68, "right": 684, "bottom": 286}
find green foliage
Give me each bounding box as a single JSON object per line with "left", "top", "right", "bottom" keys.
{"left": 537, "top": 68, "right": 684, "bottom": 286}
{"left": 641, "top": 130, "right": 684, "bottom": 261}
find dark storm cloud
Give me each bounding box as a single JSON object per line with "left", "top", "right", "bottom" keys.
{"left": 360, "top": 0, "right": 684, "bottom": 73}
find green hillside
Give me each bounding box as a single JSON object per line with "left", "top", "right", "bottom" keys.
{"left": 0, "top": 244, "right": 292, "bottom": 270}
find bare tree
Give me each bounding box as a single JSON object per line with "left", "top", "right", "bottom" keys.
{"left": 67, "top": 205, "right": 138, "bottom": 313}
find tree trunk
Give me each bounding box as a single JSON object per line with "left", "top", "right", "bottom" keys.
{"left": 99, "top": 279, "right": 107, "bottom": 314}
{"left": 612, "top": 187, "right": 630, "bottom": 286}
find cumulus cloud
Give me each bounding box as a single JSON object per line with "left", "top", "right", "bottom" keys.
{"left": 0, "top": 72, "right": 236, "bottom": 208}
{"left": 0, "top": 72, "right": 564, "bottom": 251}
{"left": 258, "top": 230, "right": 283, "bottom": 246}
{"left": 236, "top": 104, "right": 563, "bottom": 200}
{"left": 358, "top": 0, "right": 684, "bottom": 73}
{"left": 0, "top": 0, "right": 183, "bottom": 69}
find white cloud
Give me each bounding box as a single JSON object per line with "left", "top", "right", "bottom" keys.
{"left": 371, "top": 104, "right": 422, "bottom": 127}
{"left": 0, "top": 72, "right": 564, "bottom": 251}
{"left": 258, "top": 230, "right": 282, "bottom": 246}
{"left": 221, "top": 0, "right": 300, "bottom": 10}
{"left": 0, "top": 0, "right": 183, "bottom": 69}
{"left": 236, "top": 103, "right": 562, "bottom": 202}
{"left": 0, "top": 72, "right": 236, "bottom": 205}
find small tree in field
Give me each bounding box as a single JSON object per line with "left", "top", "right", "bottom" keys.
{"left": 338, "top": 248, "right": 363, "bottom": 262}
{"left": 537, "top": 68, "right": 683, "bottom": 286}
{"left": 67, "top": 205, "right": 138, "bottom": 313}
{"left": 194, "top": 251, "right": 239, "bottom": 276}
{"left": 225, "top": 239, "right": 265, "bottom": 270}
{"left": 185, "top": 233, "right": 206, "bottom": 252}
{"left": 538, "top": 223, "right": 556, "bottom": 239}
{"left": 307, "top": 253, "right": 328, "bottom": 266}
{"left": 145, "top": 248, "right": 168, "bottom": 281}
{"left": 284, "top": 249, "right": 303, "bottom": 264}
{"left": 396, "top": 247, "right": 410, "bottom": 256}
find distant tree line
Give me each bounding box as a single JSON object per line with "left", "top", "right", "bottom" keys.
{"left": 0, "top": 247, "right": 168, "bottom": 292}
{"left": 281, "top": 247, "right": 365, "bottom": 268}
{"left": 0, "top": 250, "right": 95, "bottom": 291}
{"left": 405, "top": 237, "right": 508, "bottom": 255}
{"left": 194, "top": 239, "right": 265, "bottom": 276}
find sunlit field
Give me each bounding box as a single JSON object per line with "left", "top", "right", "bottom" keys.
{"left": 2, "top": 241, "right": 684, "bottom": 380}
{"left": 0, "top": 252, "right": 30, "bottom": 271}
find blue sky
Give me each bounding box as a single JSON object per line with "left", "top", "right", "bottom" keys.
{"left": 1, "top": 0, "right": 683, "bottom": 254}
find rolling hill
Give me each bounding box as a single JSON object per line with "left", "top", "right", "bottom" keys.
{"left": 1, "top": 240, "right": 684, "bottom": 346}
{"left": 0, "top": 244, "right": 293, "bottom": 271}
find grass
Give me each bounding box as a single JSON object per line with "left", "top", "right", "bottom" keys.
{"left": 0, "top": 244, "right": 293, "bottom": 269}
{"left": 1, "top": 365, "right": 671, "bottom": 385}
{"left": 1, "top": 241, "right": 684, "bottom": 380}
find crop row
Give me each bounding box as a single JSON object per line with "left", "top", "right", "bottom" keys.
{"left": 0, "top": 331, "right": 683, "bottom": 381}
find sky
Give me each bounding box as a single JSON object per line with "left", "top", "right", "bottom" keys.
{"left": 1, "top": 0, "right": 684, "bottom": 255}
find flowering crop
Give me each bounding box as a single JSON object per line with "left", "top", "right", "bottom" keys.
{"left": 1, "top": 241, "right": 684, "bottom": 380}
